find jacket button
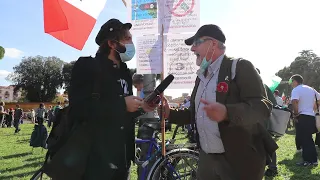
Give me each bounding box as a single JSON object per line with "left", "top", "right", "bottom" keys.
{"left": 119, "top": 95, "right": 123, "bottom": 97}
{"left": 120, "top": 126, "right": 124, "bottom": 130}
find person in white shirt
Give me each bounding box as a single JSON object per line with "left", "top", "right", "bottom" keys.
{"left": 290, "top": 74, "right": 319, "bottom": 166}
{"left": 274, "top": 90, "right": 284, "bottom": 106}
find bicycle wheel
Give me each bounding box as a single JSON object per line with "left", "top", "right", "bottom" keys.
{"left": 147, "top": 148, "right": 199, "bottom": 180}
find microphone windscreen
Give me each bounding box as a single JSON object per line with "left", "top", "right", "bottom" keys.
{"left": 155, "top": 74, "right": 174, "bottom": 93}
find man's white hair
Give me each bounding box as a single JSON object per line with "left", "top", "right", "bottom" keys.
{"left": 217, "top": 41, "right": 226, "bottom": 50}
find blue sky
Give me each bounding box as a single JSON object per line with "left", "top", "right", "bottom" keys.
{"left": 1, "top": 0, "right": 320, "bottom": 97}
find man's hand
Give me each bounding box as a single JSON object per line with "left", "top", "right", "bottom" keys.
{"left": 125, "top": 96, "right": 143, "bottom": 112}
{"left": 200, "top": 99, "right": 227, "bottom": 122}
{"left": 141, "top": 102, "right": 157, "bottom": 112}
{"left": 157, "top": 96, "right": 171, "bottom": 118}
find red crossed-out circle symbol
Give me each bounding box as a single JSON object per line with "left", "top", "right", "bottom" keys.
{"left": 166, "top": 0, "right": 195, "bottom": 17}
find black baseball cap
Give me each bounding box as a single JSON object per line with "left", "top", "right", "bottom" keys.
{"left": 95, "top": 19, "right": 132, "bottom": 46}
{"left": 185, "top": 24, "right": 226, "bottom": 46}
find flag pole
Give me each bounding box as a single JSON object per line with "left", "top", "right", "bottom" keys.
{"left": 121, "top": 0, "right": 127, "bottom": 7}
{"left": 122, "top": 0, "right": 166, "bottom": 155}
{"left": 160, "top": 24, "right": 166, "bottom": 156}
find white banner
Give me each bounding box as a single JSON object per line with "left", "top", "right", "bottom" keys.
{"left": 136, "top": 35, "right": 162, "bottom": 74}
{"left": 128, "top": 0, "right": 200, "bottom": 35}
{"left": 127, "top": 0, "right": 159, "bottom": 34}
{"left": 163, "top": 34, "right": 198, "bottom": 89}
{"left": 162, "top": 0, "right": 200, "bottom": 33}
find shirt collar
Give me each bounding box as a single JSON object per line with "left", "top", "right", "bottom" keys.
{"left": 208, "top": 54, "right": 225, "bottom": 75}
{"left": 197, "top": 54, "right": 225, "bottom": 80}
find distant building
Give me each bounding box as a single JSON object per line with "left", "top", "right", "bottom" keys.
{"left": 0, "top": 85, "right": 22, "bottom": 102}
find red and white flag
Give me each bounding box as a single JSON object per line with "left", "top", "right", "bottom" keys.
{"left": 43, "top": 0, "right": 108, "bottom": 50}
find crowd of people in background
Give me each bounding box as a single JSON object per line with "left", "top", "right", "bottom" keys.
{"left": 0, "top": 100, "right": 69, "bottom": 133}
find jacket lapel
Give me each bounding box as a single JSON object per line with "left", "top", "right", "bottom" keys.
{"left": 191, "top": 56, "right": 232, "bottom": 120}
{"left": 190, "top": 77, "right": 200, "bottom": 123}
{"left": 216, "top": 56, "right": 233, "bottom": 104}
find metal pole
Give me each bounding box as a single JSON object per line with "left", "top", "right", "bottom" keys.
{"left": 142, "top": 74, "right": 158, "bottom": 118}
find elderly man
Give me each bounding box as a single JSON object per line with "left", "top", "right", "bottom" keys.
{"left": 165, "top": 24, "right": 278, "bottom": 180}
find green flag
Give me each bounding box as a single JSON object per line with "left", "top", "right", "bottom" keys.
{"left": 263, "top": 75, "right": 282, "bottom": 93}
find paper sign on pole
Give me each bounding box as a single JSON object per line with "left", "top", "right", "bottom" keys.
{"left": 162, "top": 0, "right": 200, "bottom": 33}
{"left": 136, "top": 35, "right": 162, "bottom": 74}
{"left": 127, "top": 0, "right": 159, "bottom": 34}
{"left": 163, "top": 34, "right": 198, "bottom": 89}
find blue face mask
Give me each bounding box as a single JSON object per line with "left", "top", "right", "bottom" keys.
{"left": 139, "top": 88, "right": 145, "bottom": 98}
{"left": 197, "top": 42, "right": 214, "bottom": 75}
{"left": 198, "top": 57, "right": 212, "bottom": 74}
{"left": 119, "top": 43, "right": 135, "bottom": 62}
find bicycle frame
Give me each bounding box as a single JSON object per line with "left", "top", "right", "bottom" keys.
{"left": 135, "top": 137, "right": 161, "bottom": 180}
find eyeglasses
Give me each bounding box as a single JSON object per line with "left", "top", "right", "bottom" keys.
{"left": 192, "top": 38, "right": 214, "bottom": 46}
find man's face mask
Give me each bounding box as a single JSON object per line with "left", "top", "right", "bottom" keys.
{"left": 115, "top": 42, "right": 136, "bottom": 62}
{"left": 197, "top": 41, "right": 214, "bottom": 75}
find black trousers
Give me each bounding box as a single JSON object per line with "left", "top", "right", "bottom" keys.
{"left": 316, "top": 132, "right": 320, "bottom": 146}
{"left": 0, "top": 114, "right": 4, "bottom": 127}
{"left": 83, "top": 166, "right": 130, "bottom": 180}
{"left": 112, "top": 168, "right": 130, "bottom": 180}
{"left": 268, "top": 137, "right": 279, "bottom": 170}
{"left": 14, "top": 119, "right": 20, "bottom": 132}
{"left": 296, "top": 115, "right": 318, "bottom": 162}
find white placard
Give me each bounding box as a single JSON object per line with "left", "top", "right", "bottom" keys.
{"left": 128, "top": 0, "right": 159, "bottom": 35}
{"left": 136, "top": 35, "right": 162, "bottom": 74}
{"left": 162, "top": 0, "right": 200, "bottom": 33}
{"left": 164, "top": 34, "right": 198, "bottom": 89}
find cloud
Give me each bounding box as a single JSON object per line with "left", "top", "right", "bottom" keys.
{"left": 4, "top": 48, "right": 23, "bottom": 58}
{"left": 0, "top": 70, "right": 11, "bottom": 78}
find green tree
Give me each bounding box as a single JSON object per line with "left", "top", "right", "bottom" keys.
{"left": 52, "top": 95, "right": 65, "bottom": 103}
{"left": 62, "top": 61, "right": 76, "bottom": 93}
{"left": 0, "top": 46, "right": 5, "bottom": 60}
{"left": 7, "top": 56, "right": 64, "bottom": 102}
{"left": 17, "top": 90, "right": 29, "bottom": 102}
{"left": 276, "top": 50, "right": 320, "bottom": 95}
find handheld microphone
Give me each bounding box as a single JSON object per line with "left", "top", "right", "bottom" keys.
{"left": 144, "top": 74, "right": 174, "bottom": 105}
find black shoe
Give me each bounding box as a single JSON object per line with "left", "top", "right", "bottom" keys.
{"left": 296, "top": 161, "right": 318, "bottom": 167}
{"left": 264, "top": 169, "right": 278, "bottom": 177}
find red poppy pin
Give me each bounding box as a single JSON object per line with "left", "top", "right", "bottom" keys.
{"left": 217, "top": 82, "right": 229, "bottom": 93}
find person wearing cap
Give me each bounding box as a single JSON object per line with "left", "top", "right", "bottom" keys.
{"left": 65, "top": 19, "right": 156, "bottom": 179}
{"left": 165, "top": 24, "right": 277, "bottom": 180}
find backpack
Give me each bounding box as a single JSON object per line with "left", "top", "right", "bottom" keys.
{"left": 31, "top": 56, "right": 102, "bottom": 179}
{"left": 45, "top": 106, "right": 71, "bottom": 156}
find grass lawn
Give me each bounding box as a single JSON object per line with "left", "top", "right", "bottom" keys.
{"left": 0, "top": 124, "right": 320, "bottom": 179}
